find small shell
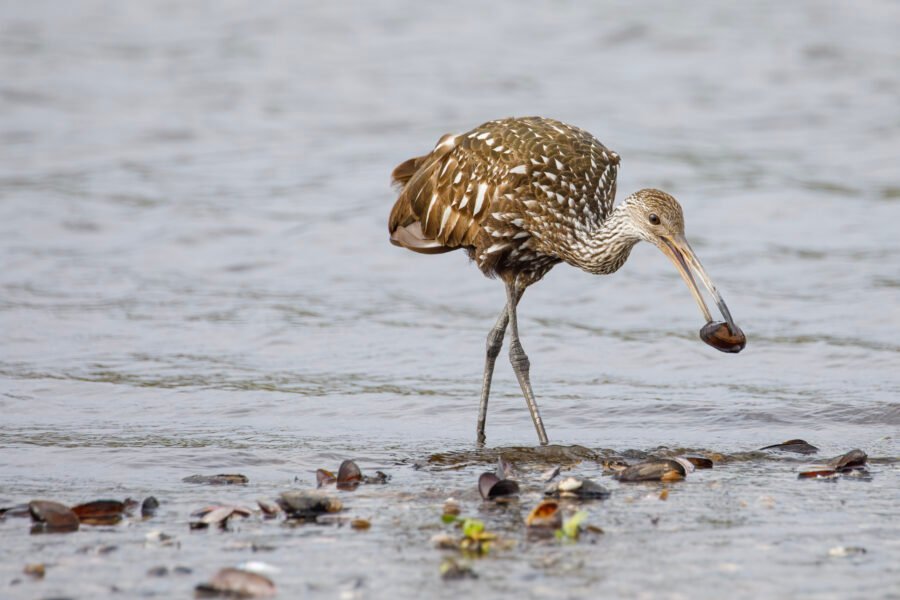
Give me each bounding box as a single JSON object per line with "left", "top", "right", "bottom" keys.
{"left": 316, "top": 469, "right": 336, "bottom": 487}
{"left": 760, "top": 439, "right": 819, "bottom": 455}
{"left": 478, "top": 472, "right": 519, "bottom": 500}
{"left": 196, "top": 568, "right": 276, "bottom": 598}
{"left": 681, "top": 456, "right": 714, "bottom": 469}
{"left": 699, "top": 321, "right": 746, "bottom": 353}
{"left": 828, "top": 449, "right": 867, "bottom": 471}
{"left": 525, "top": 500, "right": 562, "bottom": 528}
{"left": 615, "top": 460, "right": 686, "bottom": 483}
{"left": 71, "top": 500, "right": 125, "bottom": 525}
{"left": 277, "top": 491, "right": 342, "bottom": 519}
{"left": 545, "top": 477, "right": 610, "bottom": 499}
{"left": 28, "top": 500, "right": 80, "bottom": 532}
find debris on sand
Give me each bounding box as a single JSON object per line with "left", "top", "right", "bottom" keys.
{"left": 525, "top": 500, "right": 562, "bottom": 530}
{"left": 540, "top": 465, "right": 561, "bottom": 482}
{"left": 29, "top": 500, "right": 80, "bottom": 533}
{"left": 615, "top": 459, "right": 687, "bottom": 483}
{"left": 183, "top": 474, "right": 249, "bottom": 485}
{"left": 478, "top": 472, "right": 519, "bottom": 501}
{"left": 680, "top": 455, "right": 714, "bottom": 469}
{"left": 760, "top": 439, "right": 819, "bottom": 455}
{"left": 71, "top": 500, "right": 125, "bottom": 525}
{"left": 195, "top": 567, "right": 276, "bottom": 598}
{"left": 828, "top": 546, "right": 867, "bottom": 558}
{"left": 477, "top": 457, "right": 520, "bottom": 500}
{"left": 257, "top": 500, "right": 281, "bottom": 519}
{"left": 798, "top": 449, "right": 869, "bottom": 480}
{"left": 316, "top": 460, "right": 390, "bottom": 490}
{"left": 142, "top": 497, "right": 160, "bottom": 518}
{"left": 189, "top": 506, "right": 252, "bottom": 530}
{"left": 440, "top": 558, "right": 477, "bottom": 581}
{"left": 544, "top": 476, "right": 609, "bottom": 500}
{"left": 277, "top": 491, "right": 343, "bottom": 520}
{"left": 23, "top": 563, "right": 45, "bottom": 579}
{"left": 442, "top": 498, "right": 461, "bottom": 518}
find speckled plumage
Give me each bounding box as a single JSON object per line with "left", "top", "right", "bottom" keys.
{"left": 388, "top": 116, "right": 623, "bottom": 288}
{"left": 386, "top": 116, "right": 723, "bottom": 446}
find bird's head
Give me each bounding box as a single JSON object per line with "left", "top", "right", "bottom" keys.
{"left": 624, "top": 189, "right": 741, "bottom": 346}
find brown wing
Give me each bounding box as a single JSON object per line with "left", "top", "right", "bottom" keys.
{"left": 388, "top": 128, "right": 529, "bottom": 257}
{"left": 388, "top": 117, "right": 620, "bottom": 270}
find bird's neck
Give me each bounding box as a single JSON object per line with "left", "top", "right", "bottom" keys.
{"left": 565, "top": 202, "right": 641, "bottom": 275}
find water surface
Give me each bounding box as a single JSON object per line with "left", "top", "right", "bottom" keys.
{"left": 1, "top": 1, "right": 898, "bottom": 598}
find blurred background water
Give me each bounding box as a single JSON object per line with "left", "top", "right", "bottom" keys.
{"left": 1, "top": 1, "right": 898, "bottom": 598}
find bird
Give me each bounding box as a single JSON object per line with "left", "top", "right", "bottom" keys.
{"left": 388, "top": 116, "right": 741, "bottom": 446}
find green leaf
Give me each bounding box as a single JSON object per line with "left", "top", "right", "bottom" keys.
{"left": 462, "top": 518, "right": 485, "bottom": 538}
{"left": 441, "top": 513, "right": 459, "bottom": 524}
{"left": 561, "top": 511, "right": 588, "bottom": 540}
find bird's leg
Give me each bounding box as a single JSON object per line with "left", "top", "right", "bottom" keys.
{"left": 505, "top": 280, "right": 549, "bottom": 446}
{"left": 476, "top": 305, "right": 510, "bottom": 446}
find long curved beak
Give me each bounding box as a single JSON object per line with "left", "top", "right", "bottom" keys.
{"left": 658, "top": 234, "right": 738, "bottom": 333}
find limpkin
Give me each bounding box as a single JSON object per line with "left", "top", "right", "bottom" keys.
{"left": 388, "top": 116, "right": 744, "bottom": 446}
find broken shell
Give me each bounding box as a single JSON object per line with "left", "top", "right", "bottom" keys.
{"left": 336, "top": 460, "right": 362, "bottom": 489}
{"left": 257, "top": 500, "right": 280, "bottom": 518}
{"left": 544, "top": 476, "right": 610, "bottom": 499}
{"left": 477, "top": 472, "right": 520, "bottom": 500}
{"left": 828, "top": 449, "right": 867, "bottom": 472}
{"left": 190, "top": 506, "right": 252, "bottom": 529}
{"left": 681, "top": 455, "right": 714, "bottom": 469}
{"left": 798, "top": 449, "right": 869, "bottom": 480}
{"left": 760, "top": 439, "right": 819, "bottom": 455}
{"left": 602, "top": 459, "right": 629, "bottom": 475}
{"left": 540, "top": 466, "right": 561, "bottom": 482}
{"left": 672, "top": 458, "right": 696, "bottom": 474}
{"left": 28, "top": 500, "right": 79, "bottom": 532}
{"left": 496, "top": 457, "right": 515, "bottom": 480}
{"left": 700, "top": 321, "right": 746, "bottom": 353}
{"left": 277, "top": 491, "right": 342, "bottom": 519}
{"left": 182, "top": 474, "right": 248, "bottom": 485}
{"left": 71, "top": 500, "right": 125, "bottom": 525}
{"left": 141, "top": 497, "right": 160, "bottom": 518}
{"left": 798, "top": 469, "right": 838, "bottom": 479}
{"left": 615, "top": 460, "right": 687, "bottom": 483}
{"left": 316, "top": 469, "right": 336, "bottom": 487}
{"left": 363, "top": 470, "right": 390, "bottom": 484}
{"left": 525, "top": 500, "right": 562, "bottom": 529}
{"left": 0, "top": 504, "right": 33, "bottom": 518}
{"left": 195, "top": 568, "right": 276, "bottom": 598}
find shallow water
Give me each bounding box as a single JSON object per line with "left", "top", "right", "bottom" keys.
{"left": 1, "top": 1, "right": 899, "bottom": 598}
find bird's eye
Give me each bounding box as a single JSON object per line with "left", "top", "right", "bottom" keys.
{"left": 648, "top": 213, "right": 660, "bottom": 225}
